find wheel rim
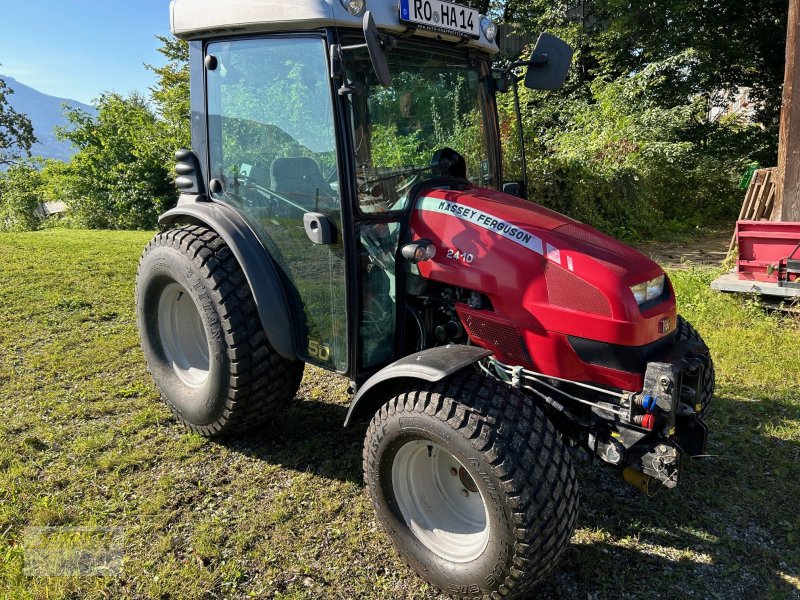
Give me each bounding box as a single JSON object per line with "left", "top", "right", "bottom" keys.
{"left": 157, "top": 282, "right": 210, "bottom": 388}
{"left": 391, "top": 440, "right": 490, "bottom": 563}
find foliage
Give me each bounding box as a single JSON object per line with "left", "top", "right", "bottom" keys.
{"left": 369, "top": 74, "right": 485, "bottom": 175}
{"left": 146, "top": 35, "right": 191, "bottom": 154}
{"left": 584, "top": 0, "right": 787, "bottom": 163}
{"left": 494, "top": 0, "right": 786, "bottom": 164}
{"left": 0, "top": 74, "right": 37, "bottom": 167}
{"left": 499, "top": 50, "right": 756, "bottom": 239}
{"left": 0, "top": 163, "right": 44, "bottom": 231}
{"left": 55, "top": 92, "right": 177, "bottom": 229}
{"left": 370, "top": 124, "right": 426, "bottom": 167}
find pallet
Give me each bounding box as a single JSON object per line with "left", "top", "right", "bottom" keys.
{"left": 728, "top": 168, "right": 778, "bottom": 253}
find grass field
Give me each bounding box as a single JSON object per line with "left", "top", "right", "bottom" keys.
{"left": 0, "top": 229, "right": 798, "bottom": 599}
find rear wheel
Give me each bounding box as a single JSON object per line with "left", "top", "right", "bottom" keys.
{"left": 136, "top": 224, "right": 303, "bottom": 436}
{"left": 676, "top": 315, "right": 715, "bottom": 416}
{"left": 363, "top": 372, "right": 578, "bottom": 599}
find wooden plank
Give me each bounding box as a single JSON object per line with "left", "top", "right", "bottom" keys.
{"left": 729, "top": 168, "right": 779, "bottom": 253}
{"left": 751, "top": 170, "right": 773, "bottom": 220}
{"left": 759, "top": 184, "right": 777, "bottom": 220}
{"left": 730, "top": 180, "right": 758, "bottom": 253}
{"left": 740, "top": 182, "right": 757, "bottom": 220}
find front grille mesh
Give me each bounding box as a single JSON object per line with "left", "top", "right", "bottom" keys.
{"left": 543, "top": 262, "right": 612, "bottom": 316}
{"left": 456, "top": 304, "right": 533, "bottom": 366}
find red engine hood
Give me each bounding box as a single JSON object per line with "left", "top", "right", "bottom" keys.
{"left": 413, "top": 186, "right": 662, "bottom": 285}
{"left": 410, "top": 186, "right": 675, "bottom": 349}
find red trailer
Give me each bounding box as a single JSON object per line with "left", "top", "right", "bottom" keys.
{"left": 711, "top": 220, "right": 800, "bottom": 299}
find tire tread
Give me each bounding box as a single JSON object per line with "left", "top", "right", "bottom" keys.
{"left": 676, "top": 315, "right": 715, "bottom": 416}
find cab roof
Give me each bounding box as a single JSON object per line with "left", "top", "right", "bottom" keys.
{"left": 169, "top": 0, "right": 499, "bottom": 55}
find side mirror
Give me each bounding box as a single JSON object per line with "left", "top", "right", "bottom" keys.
{"left": 363, "top": 11, "right": 394, "bottom": 87}
{"left": 523, "top": 33, "right": 573, "bottom": 91}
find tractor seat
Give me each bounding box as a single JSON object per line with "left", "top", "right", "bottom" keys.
{"left": 269, "top": 157, "right": 335, "bottom": 208}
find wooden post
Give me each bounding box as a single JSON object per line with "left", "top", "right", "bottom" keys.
{"left": 776, "top": 0, "right": 800, "bottom": 222}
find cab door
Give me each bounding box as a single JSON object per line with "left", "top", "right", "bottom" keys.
{"left": 205, "top": 36, "right": 348, "bottom": 371}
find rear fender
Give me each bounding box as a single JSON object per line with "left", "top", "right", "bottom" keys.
{"left": 159, "top": 195, "right": 297, "bottom": 360}
{"left": 343, "top": 345, "right": 491, "bottom": 426}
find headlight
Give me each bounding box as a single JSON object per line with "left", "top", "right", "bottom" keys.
{"left": 630, "top": 275, "right": 665, "bottom": 305}
{"left": 340, "top": 0, "right": 366, "bottom": 16}
{"left": 480, "top": 17, "right": 497, "bottom": 41}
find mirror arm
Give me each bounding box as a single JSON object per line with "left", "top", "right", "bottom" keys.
{"left": 334, "top": 12, "right": 397, "bottom": 89}
{"left": 330, "top": 44, "right": 344, "bottom": 79}
{"left": 506, "top": 54, "right": 549, "bottom": 72}
{"left": 341, "top": 34, "right": 396, "bottom": 55}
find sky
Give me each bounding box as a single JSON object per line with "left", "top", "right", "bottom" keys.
{"left": 0, "top": 1, "right": 172, "bottom": 105}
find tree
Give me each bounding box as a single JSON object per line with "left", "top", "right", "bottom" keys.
{"left": 494, "top": 0, "right": 786, "bottom": 163}
{"left": 57, "top": 93, "right": 177, "bottom": 229}
{"left": 0, "top": 74, "right": 37, "bottom": 166}
{"left": 146, "top": 35, "right": 191, "bottom": 153}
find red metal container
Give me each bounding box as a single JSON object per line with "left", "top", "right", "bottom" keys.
{"left": 736, "top": 220, "right": 800, "bottom": 282}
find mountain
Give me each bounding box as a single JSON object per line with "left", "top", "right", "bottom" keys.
{"left": 1, "top": 74, "right": 95, "bottom": 163}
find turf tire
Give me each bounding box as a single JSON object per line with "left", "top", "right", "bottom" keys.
{"left": 136, "top": 224, "right": 303, "bottom": 437}
{"left": 676, "top": 315, "right": 715, "bottom": 416}
{"left": 363, "top": 371, "right": 578, "bottom": 599}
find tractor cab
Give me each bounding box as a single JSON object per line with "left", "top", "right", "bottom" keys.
{"left": 135, "top": 2, "right": 715, "bottom": 596}
{"left": 168, "top": 0, "right": 569, "bottom": 379}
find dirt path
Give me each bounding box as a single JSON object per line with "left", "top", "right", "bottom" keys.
{"left": 637, "top": 228, "right": 732, "bottom": 269}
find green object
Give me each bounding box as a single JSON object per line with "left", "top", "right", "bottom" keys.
{"left": 739, "top": 162, "right": 759, "bottom": 190}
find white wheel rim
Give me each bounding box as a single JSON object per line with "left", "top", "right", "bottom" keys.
{"left": 391, "top": 440, "right": 490, "bottom": 563}
{"left": 157, "top": 282, "right": 210, "bottom": 388}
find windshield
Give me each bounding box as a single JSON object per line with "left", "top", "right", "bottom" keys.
{"left": 344, "top": 40, "right": 496, "bottom": 213}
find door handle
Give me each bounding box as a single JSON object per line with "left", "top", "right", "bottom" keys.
{"left": 303, "top": 212, "right": 336, "bottom": 245}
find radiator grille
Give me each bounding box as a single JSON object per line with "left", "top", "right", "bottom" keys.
{"left": 456, "top": 304, "right": 533, "bottom": 366}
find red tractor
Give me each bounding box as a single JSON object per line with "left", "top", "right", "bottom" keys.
{"left": 136, "top": 1, "right": 714, "bottom": 597}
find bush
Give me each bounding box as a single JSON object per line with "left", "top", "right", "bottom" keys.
{"left": 0, "top": 163, "right": 44, "bottom": 232}
{"left": 499, "top": 52, "right": 750, "bottom": 240}
{"left": 56, "top": 93, "right": 178, "bottom": 230}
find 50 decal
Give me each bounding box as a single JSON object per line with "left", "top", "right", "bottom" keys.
{"left": 307, "top": 339, "right": 331, "bottom": 362}
{"left": 446, "top": 249, "right": 475, "bottom": 264}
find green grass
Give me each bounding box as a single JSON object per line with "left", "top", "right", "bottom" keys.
{"left": 0, "top": 229, "right": 798, "bottom": 599}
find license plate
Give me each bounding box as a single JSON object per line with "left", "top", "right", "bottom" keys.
{"left": 399, "top": 0, "right": 481, "bottom": 39}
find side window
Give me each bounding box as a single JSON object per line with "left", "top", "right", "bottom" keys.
{"left": 206, "top": 37, "right": 347, "bottom": 371}
{"left": 207, "top": 38, "right": 339, "bottom": 205}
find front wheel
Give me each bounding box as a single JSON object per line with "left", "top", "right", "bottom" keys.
{"left": 363, "top": 372, "right": 578, "bottom": 599}
{"left": 676, "top": 315, "right": 715, "bottom": 416}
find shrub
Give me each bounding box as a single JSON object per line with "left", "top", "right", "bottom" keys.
{"left": 499, "top": 52, "right": 750, "bottom": 240}
{"left": 0, "top": 163, "right": 44, "bottom": 232}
